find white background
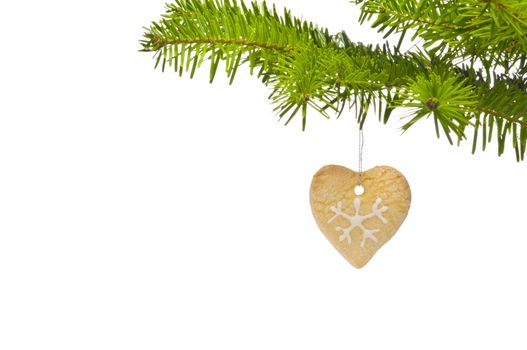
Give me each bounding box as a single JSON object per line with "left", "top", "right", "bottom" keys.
{"left": 1, "top": 0, "right": 526, "bottom": 349}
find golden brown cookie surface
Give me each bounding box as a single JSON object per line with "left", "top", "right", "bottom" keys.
{"left": 310, "top": 165, "right": 411, "bottom": 268}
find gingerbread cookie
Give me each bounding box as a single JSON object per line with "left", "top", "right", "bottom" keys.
{"left": 310, "top": 165, "right": 411, "bottom": 268}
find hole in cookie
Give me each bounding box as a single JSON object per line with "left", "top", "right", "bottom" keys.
{"left": 354, "top": 185, "right": 365, "bottom": 196}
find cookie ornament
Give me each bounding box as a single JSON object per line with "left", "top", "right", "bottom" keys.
{"left": 310, "top": 165, "right": 411, "bottom": 268}
{"left": 310, "top": 131, "right": 411, "bottom": 268}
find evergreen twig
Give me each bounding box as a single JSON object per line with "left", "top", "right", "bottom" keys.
{"left": 141, "top": 0, "right": 527, "bottom": 160}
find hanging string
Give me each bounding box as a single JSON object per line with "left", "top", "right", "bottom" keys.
{"left": 358, "top": 127, "right": 364, "bottom": 186}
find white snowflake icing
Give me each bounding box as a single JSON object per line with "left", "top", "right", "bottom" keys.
{"left": 328, "top": 198, "right": 389, "bottom": 248}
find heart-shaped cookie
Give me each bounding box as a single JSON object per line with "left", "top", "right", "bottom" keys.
{"left": 310, "top": 165, "right": 411, "bottom": 268}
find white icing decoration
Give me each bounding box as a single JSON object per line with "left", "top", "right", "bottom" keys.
{"left": 327, "top": 198, "right": 389, "bottom": 248}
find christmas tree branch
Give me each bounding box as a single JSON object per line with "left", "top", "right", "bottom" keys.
{"left": 141, "top": 0, "right": 527, "bottom": 160}
{"left": 354, "top": 0, "right": 527, "bottom": 68}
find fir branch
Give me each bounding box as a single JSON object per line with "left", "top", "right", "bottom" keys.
{"left": 141, "top": 0, "right": 527, "bottom": 160}
{"left": 354, "top": 0, "right": 527, "bottom": 68}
